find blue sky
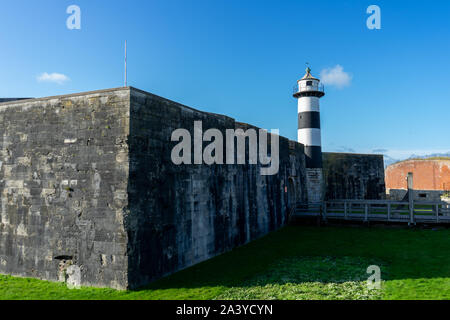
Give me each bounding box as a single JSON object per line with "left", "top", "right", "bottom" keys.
{"left": 0, "top": 0, "right": 449, "bottom": 160}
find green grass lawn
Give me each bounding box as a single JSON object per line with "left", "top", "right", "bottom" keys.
{"left": 1, "top": 225, "right": 449, "bottom": 300}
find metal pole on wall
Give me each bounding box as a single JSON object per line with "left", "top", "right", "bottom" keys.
{"left": 124, "top": 40, "right": 127, "bottom": 87}
{"left": 407, "top": 172, "right": 414, "bottom": 225}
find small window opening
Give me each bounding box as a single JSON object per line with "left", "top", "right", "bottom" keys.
{"left": 54, "top": 255, "right": 73, "bottom": 261}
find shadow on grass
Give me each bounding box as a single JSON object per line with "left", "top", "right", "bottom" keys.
{"left": 137, "top": 225, "right": 450, "bottom": 292}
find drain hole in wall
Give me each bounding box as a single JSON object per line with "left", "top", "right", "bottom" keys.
{"left": 54, "top": 255, "right": 73, "bottom": 261}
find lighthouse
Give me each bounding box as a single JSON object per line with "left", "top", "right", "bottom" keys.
{"left": 293, "top": 67, "right": 325, "bottom": 168}
{"left": 293, "top": 67, "right": 325, "bottom": 203}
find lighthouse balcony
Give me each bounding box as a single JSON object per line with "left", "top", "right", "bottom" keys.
{"left": 293, "top": 83, "right": 325, "bottom": 98}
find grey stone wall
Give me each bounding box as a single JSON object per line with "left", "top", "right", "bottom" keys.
{"left": 322, "top": 152, "right": 386, "bottom": 200}
{"left": 126, "top": 88, "right": 307, "bottom": 288}
{"left": 0, "top": 89, "right": 131, "bottom": 289}
{"left": 305, "top": 168, "right": 323, "bottom": 203}
{"left": 388, "top": 189, "right": 445, "bottom": 202}
{"left": 0, "top": 87, "right": 307, "bottom": 289}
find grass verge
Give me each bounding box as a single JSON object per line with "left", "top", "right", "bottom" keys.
{"left": 0, "top": 225, "right": 449, "bottom": 300}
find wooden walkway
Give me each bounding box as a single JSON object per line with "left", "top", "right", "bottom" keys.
{"left": 292, "top": 200, "right": 450, "bottom": 225}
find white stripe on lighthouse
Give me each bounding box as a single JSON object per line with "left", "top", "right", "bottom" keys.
{"left": 298, "top": 96, "right": 320, "bottom": 113}
{"left": 297, "top": 128, "right": 322, "bottom": 147}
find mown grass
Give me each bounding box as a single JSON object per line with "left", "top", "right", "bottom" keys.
{"left": 215, "top": 256, "right": 384, "bottom": 300}
{"left": 1, "top": 225, "right": 449, "bottom": 300}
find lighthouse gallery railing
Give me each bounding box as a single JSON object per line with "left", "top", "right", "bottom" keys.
{"left": 293, "top": 83, "right": 325, "bottom": 95}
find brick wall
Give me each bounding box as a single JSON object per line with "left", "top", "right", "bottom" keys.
{"left": 385, "top": 159, "right": 450, "bottom": 191}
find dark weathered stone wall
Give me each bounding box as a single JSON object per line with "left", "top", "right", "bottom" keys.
{"left": 0, "top": 87, "right": 307, "bottom": 290}
{"left": 0, "top": 89, "right": 130, "bottom": 289}
{"left": 126, "top": 88, "right": 306, "bottom": 288}
{"left": 0, "top": 98, "right": 31, "bottom": 103}
{"left": 322, "top": 152, "right": 386, "bottom": 200}
{"left": 388, "top": 189, "right": 445, "bottom": 202}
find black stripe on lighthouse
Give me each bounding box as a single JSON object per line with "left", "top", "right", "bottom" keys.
{"left": 298, "top": 111, "right": 321, "bottom": 129}
{"left": 305, "top": 146, "right": 323, "bottom": 169}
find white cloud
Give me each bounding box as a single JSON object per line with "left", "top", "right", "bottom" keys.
{"left": 37, "top": 72, "right": 70, "bottom": 85}
{"left": 320, "top": 65, "right": 352, "bottom": 89}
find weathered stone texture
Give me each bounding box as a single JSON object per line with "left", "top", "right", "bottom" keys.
{"left": 0, "top": 89, "right": 130, "bottom": 289}
{"left": 126, "top": 89, "right": 306, "bottom": 288}
{"left": 388, "top": 189, "right": 445, "bottom": 201}
{"left": 305, "top": 168, "right": 323, "bottom": 203}
{"left": 322, "top": 152, "right": 386, "bottom": 200}
{"left": 0, "top": 87, "right": 307, "bottom": 289}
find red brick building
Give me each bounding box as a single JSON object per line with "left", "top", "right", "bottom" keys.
{"left": 385, "top": 159, "right": 450, "bottom": 191}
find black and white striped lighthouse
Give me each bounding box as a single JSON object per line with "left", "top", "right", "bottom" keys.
{"left": 293, "top": 67, "right": 325, "bottom": 169}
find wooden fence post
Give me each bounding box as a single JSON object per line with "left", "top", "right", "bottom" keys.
{"left": 344, "top": 202, "right": 348, "bottom": 220}
{"left": 387, "top": 203, "right": 391, "bottom": 221}
{"left": 409, "top": 200, "right": 415, "bottom": 226}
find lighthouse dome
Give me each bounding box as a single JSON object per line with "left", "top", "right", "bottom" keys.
{"left": 300, "top": 67, "right": 320, "bottom": 82}
{"left": 293, "top": 67, "right": 325, "bottom": 98}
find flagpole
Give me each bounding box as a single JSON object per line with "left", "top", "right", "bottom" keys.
{"left": 124, "top": 40, "right": 127, "bottom": 87}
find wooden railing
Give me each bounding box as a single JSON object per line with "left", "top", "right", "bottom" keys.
{"left": 294, "top": 200, "right": 450, "bottom": 225}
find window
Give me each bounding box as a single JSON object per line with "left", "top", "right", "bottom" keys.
{"left": 419, "top": 193, "right": 427, "bottom": 198}
{"left": 306, "top": 81, "right": 313, "bottom": 86}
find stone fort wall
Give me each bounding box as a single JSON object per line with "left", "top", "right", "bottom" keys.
{"left": 0, "top": 87, "right": 385, "bottom": 289}
{"left": 322, "top": 152, "right": 386, "bottom": 200}
{"left": 126, "top": 88, "right": 307, "bottom": 288}
{"left": 0, "top": 88, "right": 131, "bottom": 289}
{"left": 0, "top": 87, "right": 307, "bottom": 289}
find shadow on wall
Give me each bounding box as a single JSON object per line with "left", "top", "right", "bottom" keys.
{"left": 124, "top": 88, "right": 308, "bottom": 289}
{"left": 322, "top": 152, "right": 386, "bottom": 200}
